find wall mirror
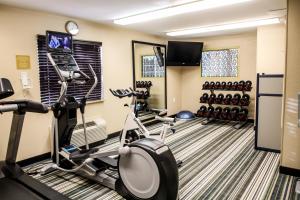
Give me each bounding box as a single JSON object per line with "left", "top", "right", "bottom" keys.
{"left": 132, "top": 40, "right": 167, "bottom": 122}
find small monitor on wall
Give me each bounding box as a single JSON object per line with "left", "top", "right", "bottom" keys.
{"left": 46, "top": 31, "right": 73, "bottom": 53}
{"left": 167, "top": 41, "right": 203, "bottom": 67}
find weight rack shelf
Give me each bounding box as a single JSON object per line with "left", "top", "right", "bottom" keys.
{"left": 202, "top": 88, "right": 252, "bottom": 92}
{"left": 198, "top": 82, "right": 252, "bottom": 129}
{"left": 200, "top": 101, "right": 250, "bottom": 107}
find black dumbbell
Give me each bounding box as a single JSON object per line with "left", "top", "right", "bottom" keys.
{"left": 197, "top": 106, "right": 207, "bottom": 117}
{"left": 215, "top": 82, "right": 221, "bottom": 89}
{"left": 237, "top": 80, "right": 245, "bottom": 90}
{"left": 200, "top": 93, "right": 209, "bottom": 103}
{"left": 208, "top": 93, "right": 216, "bottom": 104}
{"left": 213, "top": 106, "right": 223, "bottom": 119}
{"left": 221, "top": 107, "right": 231, "bottom": 120}
{"left": 209, "top": 82, "right": 215, "bottom": 89}
{"left": 146, "top": 81, "right": 152, "bottom": 87}
{"left": 203, "top": 81, "right": 210, "bottom": 89}
{"left": 238, "top": 108, "right": 249, "bottom": 121}
{"left": 232, "top": 81, "right": 239, "bottom": 90}
{"left": 221, "top": 82, "right": 227, "bottom": 89}
{"left": 240, "top": 94, "right": 250, "bottom": 106}
{"left": 230, "top": 107, "right": 240, "bottom": 121}
{"left": 215, "top": 93, "right": 224, "bottom": 104}
{"left": 141, "top": 91, "right": 145, "bottom": 99}
{"left": 136, "top": 81, "right": 141, "bottom": 88}
{"left": 244, "top": 80, "right": 252, "bottom": 91}
{"left": 231, "top": 93, "right": 241, "bottom": 105}
{"left": 140, "top": 81, "right": 145, "bottom": 87}
{"left": 223, "top": 94, "right": 232, "bottom": 105}
{"left": 144, "top": 91, "right": 150, "bottom": 98}
{"left": 226, "top": 82, "right": 233, "bottom": 90}
{"left": 207, "top": 106, "right": 215, "bottom": 118}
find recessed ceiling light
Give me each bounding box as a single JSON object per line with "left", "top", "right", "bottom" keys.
{"left": 166, "top": 18, "right": 281, "bottom": 36}
{"left": 114, "top": 0, "right": 252, "bottom": 25}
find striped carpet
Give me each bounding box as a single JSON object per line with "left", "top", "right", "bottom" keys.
{"left": 25, "top": 118, "right": 300, "bottom": 200}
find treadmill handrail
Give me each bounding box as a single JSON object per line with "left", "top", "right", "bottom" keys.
{"left": 0, "top": 100, "right": 48, "bottom": 114}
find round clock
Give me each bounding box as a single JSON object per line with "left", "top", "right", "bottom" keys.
{"left": 65, "top": 21, "right": 79, "bottom": 35}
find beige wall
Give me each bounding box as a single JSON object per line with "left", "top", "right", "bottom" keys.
{"left": 180, "top": 32, "right": 257, "bottom": 118}
{"left": 281, "top": 0, "right": 300, "bottom": 170}
{"left": 257, "top": 24, "right": 287, "bottom": 74}
{"left": 0, "top": 5, "right": 166, "bottom": 161}
{"left": 166, "top": 67, "right": 182, "bottom": 115}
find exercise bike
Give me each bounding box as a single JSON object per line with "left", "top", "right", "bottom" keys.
{"left": 110, "top": 88, "right": 176, "bottom": 147}
{"left": 41, "top": 31, "right": 179, "bottom": 200}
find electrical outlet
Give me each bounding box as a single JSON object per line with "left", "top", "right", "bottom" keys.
{"left": 173, "top": 97, "right": 176, "bottom": 103}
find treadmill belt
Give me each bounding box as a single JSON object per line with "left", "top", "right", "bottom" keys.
{"left": 0, "top": 178, "right": 44, "bottom": 200}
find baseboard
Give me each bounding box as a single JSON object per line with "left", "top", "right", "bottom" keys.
{"left": 17, "top": 152, "right": 51, "bottom": 167}
{"left": 107, "top": 130, "right": 121, "bottom": 139}
{"left": 280, "top": 166, "right": 300, "bottom": 177}
{"left": 255, "top": 146, "right": 280, "bottom": 153}
{"left": 248, "top": 119, "right": 254, "bottom": 123}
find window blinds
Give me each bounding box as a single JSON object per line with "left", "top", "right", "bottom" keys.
{"left": 37, "top": 35, "right": 103, "bottom": 106}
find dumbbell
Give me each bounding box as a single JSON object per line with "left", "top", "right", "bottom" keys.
{"left": 197, "top": 106, "right": 207, "bottom": 117}
{"left": 231, "top": 93, "right": 241, "bottom": 105}
{"left": 223, "top": 94, "right": 232, "bottom": 105}
{"left": 215, "top": 93, "right": 224, "bottom": 104}
{"left": 209, "top": 82, "right": 215, "bottom": 89}
{"left": 207, "top": 106, "right": 215, "bottom": 118}
{"left": 208, "top": 94, "right": 216, "bottom": 104}
{"left": 221, "top": 107, "right": 231, "bottom": 120}
{"left": 203, "top": 81, "right": 210, "bottom": 89}
{"left": 226, "top": 82, "right": 233, "bottom": 90}
{"left": 146, "top": 81, "right": 152, "bottom": 88}
{"left": 213, "top": 106, "right": 223, "bottom": 119}
{"left": 237, "top": 80, "right": 245, "bottom": 90}
{"left": 240, "top": 94, "right": 250, "bottom": 106}
{"left": 232, "top": 81, "right": 239, "bottom": 90}
{"left": 144, "top": 91, "right": 150, "bottom": 98}
{"left": 238, "top": 108, "right": 248, "bottom": 121}
{"left": 215, "top": 82, "right": 221, "bottom": 89}
{"left": 200, "top": 93, "right": 209, "bottom": 103}
{"left": 140, "top": 81, "right": 145, "bottom": 87}
{"left": 244, "top": 80, "right": 252, "bottom": 91}
{"left": 230, "top": 107, "right": 240, "bottom": 121}
{"left": 136, "top": 81, "right": 141, "bottom": 88}
{"left": 221, "top": 82, "right": 227, "bottom": 89}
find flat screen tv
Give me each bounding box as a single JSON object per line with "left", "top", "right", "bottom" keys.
{"left": 46, "top": 31, "right": 73, "bottom": 53}
{"left": 167, "top": 41, "right": 203, "bottom": 66}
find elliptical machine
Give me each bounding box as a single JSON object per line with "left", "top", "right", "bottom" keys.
{"left": 41, "top": 31, "right": 179, "bottom": 200}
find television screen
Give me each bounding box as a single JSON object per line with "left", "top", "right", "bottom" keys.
{"left": 46, "top": 31, "right": 73, "bottom": 53}
{"left": 167, "top": 41, "right": 203, "bottom": 66}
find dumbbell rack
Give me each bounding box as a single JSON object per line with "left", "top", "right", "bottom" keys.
{"left": 135, "top": 83, "right": 151, "bottom": 113}
{"left": 200, "top": 86, "right": 252, "bottom": 129}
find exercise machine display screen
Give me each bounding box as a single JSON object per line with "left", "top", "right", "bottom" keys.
{"left": 46, "top": 31, "right": 73, "bottom": 53}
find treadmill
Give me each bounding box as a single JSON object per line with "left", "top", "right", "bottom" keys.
{"left": 0, "top": 78, "right": 69, "bottom": 200}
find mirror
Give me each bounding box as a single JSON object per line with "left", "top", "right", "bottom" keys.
{"left": 132, "top": 41, "right": 167, "bottom": 121}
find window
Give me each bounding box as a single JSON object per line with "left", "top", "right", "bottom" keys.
{"left": 141, "top": 55, "right": 165, "bottom": 78}
{"left": 37, "top": 35, "right": 103, "bottom": 106}
{"left": 201, "top": 48, "right": 239, "bottom": 77}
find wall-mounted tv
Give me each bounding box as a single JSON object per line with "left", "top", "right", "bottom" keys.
{"left": 46, "top": 31, "right": 73, "bottom": 53}
{"left": 166, "top": 41, "right": 204, "bottom": 66}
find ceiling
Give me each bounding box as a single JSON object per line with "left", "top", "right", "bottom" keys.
{"left": 0, "top": 0, "right": 287, "bottom": 38}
